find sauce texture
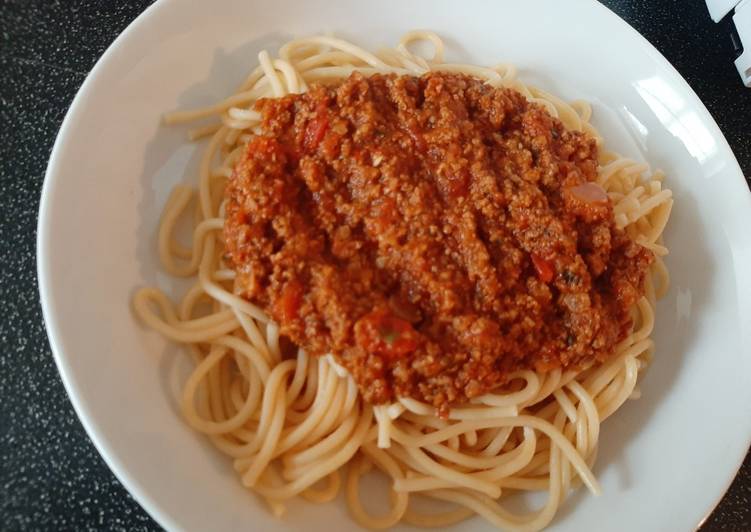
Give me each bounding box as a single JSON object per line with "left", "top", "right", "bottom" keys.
{"left": 224, "top": 72, "right": 653, "bottom": 413}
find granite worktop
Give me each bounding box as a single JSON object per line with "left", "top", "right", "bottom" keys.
{"left": 1, "top": 0, "right": 749, "bottom": 530}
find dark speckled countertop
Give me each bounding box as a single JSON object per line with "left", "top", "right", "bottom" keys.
{"left": 1, "top": 1, "right": 749, "bottom": 530}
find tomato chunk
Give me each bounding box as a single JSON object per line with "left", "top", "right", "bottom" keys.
{"left": 531, "top": 253, "right": 555, "bottom": 283}
{"left": 354, "top": 309, "right": 420, "bottom": 360}
{"left": 274, "top": 280, "right": 303, "bottom": 322}
{"left": 303, "top": 101, "right": 330, "bottom": 152}
{"left": 303, "top": 117, "right": 328, "bottom": 152}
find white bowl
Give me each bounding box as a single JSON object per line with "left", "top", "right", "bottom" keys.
{"left": 38, "top": 0, "right": 751, "bottom": 530}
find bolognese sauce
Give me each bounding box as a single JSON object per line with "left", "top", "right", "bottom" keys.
{"left": 224, "top": 72, "right": 653, "bottom": 414}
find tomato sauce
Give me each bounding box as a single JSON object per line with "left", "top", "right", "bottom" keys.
{"left": 224, "top": 72, "right": 653, "bottom": 414}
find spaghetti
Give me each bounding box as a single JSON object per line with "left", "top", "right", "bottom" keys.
{"left": 132, "top": 31, "right": 672, "bottom": 531}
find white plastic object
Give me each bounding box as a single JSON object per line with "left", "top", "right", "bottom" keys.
{"left": 706, "top": 0, "right": 740, "bottom": 21}
{"left": 734, "top": 0, "right": 751, "bottom": 86}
